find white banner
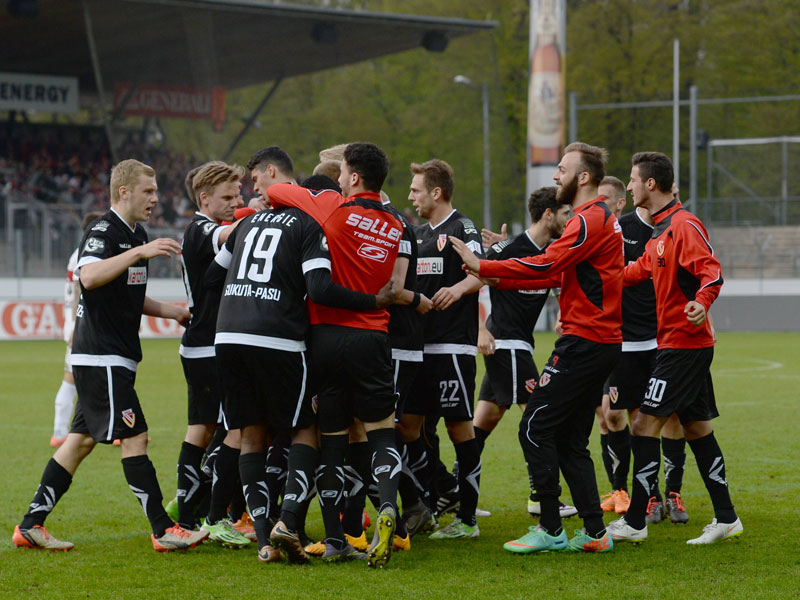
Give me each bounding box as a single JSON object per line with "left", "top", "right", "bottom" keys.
{"left": 0, "top": 72, "right": 79, "bottom": 114}
{"left": 0, "top": 301, "right": 186, "bottom": 340}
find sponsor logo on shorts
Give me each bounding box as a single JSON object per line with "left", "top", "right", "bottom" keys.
{"left": 127, "top": 266, "right": 147, "bottom": 285}
{"left": 539, "top": 373, "right": 551, "bottom": 387}
{"left": 437, "top": 234, "right": 447, "bottom": 252}
{"left": 357, "top": 243, "right": 389, "bottom": 262}
{"left": 657, "top": 239, "right": 665, "bottom": 256}
{"left": 525, "top": 378, "right": 537, "bottom": 393}
{"left": 417, "top": 257, "right": 443, "bottom": 275}
{"left": 121, "top": 408, "right": 136, "bottom": 428}
{"left": 85, "top": 237, "right": 105, "bottom": 253}
{"left": 609, "top": 386, "right": 619, "bottom": 404}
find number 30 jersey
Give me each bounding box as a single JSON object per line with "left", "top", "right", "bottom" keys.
{"left": 214, "top": 207, "right": 331, "bottom": 351}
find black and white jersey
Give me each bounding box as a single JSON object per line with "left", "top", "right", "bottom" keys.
{"left": 385, "top": 204, "right": 424, "bottom": 359}
{"left": 214, "top": 207, "right": 330, "bottom": 351}
{"left": 619, "top": 208, "right": 657, "bottom": 347}
{"left": 484, "top": 231, "right": 550, "bottom": 353}
{"left": 415, "top": 209, "right": 484, "bottom": 354}
{"left": 71, "top": 208, "right": 149, "bottom": 371}
{"left": 180, "top": 212, "right": 225, "bottom": 357}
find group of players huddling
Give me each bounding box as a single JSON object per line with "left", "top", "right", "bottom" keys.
{"left": 13, "top": 139, "right": 742, "bottom": 566}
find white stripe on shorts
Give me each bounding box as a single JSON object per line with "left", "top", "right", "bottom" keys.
{"left": 291, "top": 351, "right": 308, "bottom": 427}
{"left": 106, "top": 366, "right": 114, "bottom": 442}
{"left": 511, "top": 349, "right": 518, "bottom": 405}
{"left": 451, "top": 354, "right": 472, "bottom": 419}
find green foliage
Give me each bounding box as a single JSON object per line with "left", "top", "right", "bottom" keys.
{"left": 1, "top": 333, "right": 799, "bottom": 598}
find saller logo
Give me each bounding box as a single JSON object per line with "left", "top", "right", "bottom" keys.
{"left": 345, "top": 213, "right": 402, "bottom": 241}
{"left": 357, "top": 243, "right": 389, "bottom": 262}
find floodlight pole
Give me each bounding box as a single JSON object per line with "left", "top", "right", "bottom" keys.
{"left": 454, "top": 75, "right": 491, "bottom": 230}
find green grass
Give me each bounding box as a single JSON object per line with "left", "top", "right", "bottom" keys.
{"left": 1, "top": 333, "right": 798, "bottom": 599}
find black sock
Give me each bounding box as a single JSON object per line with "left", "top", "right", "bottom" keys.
{"left": 627, "top": 436, "right": 661, "bottom": 530}
{"left": 317, "top": 434, "right": 348, "bottom": 546}
{"left": 662, "top": 436, "right": 686, "bottom": 495}
{"left": 228, "top": 476, "right": 246, "bottom": 522}
{"left": 474, "top": 426, "right": 490, "bottom": 455}
{"left": 121, "top": 455, "right": 173, "bottom": 537}
{"left": 367, "top": 428, "right": 401, "bottom": 515}
{"left": 396, "top": 437, "right": 419, "bottom": 508}
{"left": 539, "top": 495, "right": 562, "bottom": 536}
{"left": 21, "top": 458, "right": 72, "bottom": 529}
{"left": 341, "top": 441, "right": 370, "bottom": 536}
{"left": 280, "top": 443, "right": 318, "bottom": 533}
{"left": 176, "top": 441, "right": 205, "bottom": 529}
{"left": 197, "top": 430, "right": 225, "bottom": 518}
{"left": 239, "top": 451, "right": 270, "bottom": 548}
{"left": 206, "top": 443, "right": 240, "bottom": 524}
{"left": 265, "top": 432, "right": 290, "bottom": 521}
{"left": 404, "top": 436, "right": 430, "bottom": 504}
{"left": 454, "top": 438, "right": 481, "bottom": 527}
{"left": 608, "top": 426, "right": 631, "bottom": 491}
{"left": 600, "top": 433, "right": 614, "bottom": 488}
{"left": 689, "top": 433, "right": 737, "bottom": 523}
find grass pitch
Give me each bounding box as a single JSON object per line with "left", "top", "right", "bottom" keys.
{"left": 0, "top": 333, "right": 798, "bottom": 599}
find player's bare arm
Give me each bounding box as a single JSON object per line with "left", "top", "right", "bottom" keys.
{"left": 143, "top": 296, "right": 190, "bottom": 326}
{"left": 448, "top": 236, "right": 481, "bottom": 277}
{"left": 79, "top": 238, "right": 181, "bottom": 290}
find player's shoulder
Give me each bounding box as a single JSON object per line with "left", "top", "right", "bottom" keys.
{"left": 453, "top": 210, "right": 479, "bottom": 235}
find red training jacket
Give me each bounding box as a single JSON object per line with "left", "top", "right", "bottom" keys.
{"left": 624, "top": 200, "right": 722, "bottom": 349}
{"left": 267, "top": 183, "right": 401, "bottom": 332}
{"left": 479, "top": 197, "right": 623, "bottom": 344}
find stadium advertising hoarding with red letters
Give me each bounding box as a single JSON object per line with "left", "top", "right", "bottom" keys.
{"left": 0, "top": 301, "right": 186, "bottom": 340}
{"left": 113, "top": 83, "right": 225, "bottom": 126}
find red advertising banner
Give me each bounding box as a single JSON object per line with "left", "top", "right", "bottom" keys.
{"left": 114, "top": 82, "right": 225, "bottom": 123}
{"left": 0, "top": 301, "right": 187, "bottom": 340}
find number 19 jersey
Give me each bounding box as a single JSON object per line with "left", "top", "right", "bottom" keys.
{"left": 214, "top": 207, "right": 331, "bottom": 351}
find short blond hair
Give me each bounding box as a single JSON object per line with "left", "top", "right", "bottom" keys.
{"left": 312, "top": 159, "right": 341, "bottom": 180}
{"left": 319, "top": 144, "right": 347, "bottom": 163}
{"left": 192, "top": 161, "right": 245, "bottom": 207}
{"left": 110, "top": 159, "right": 155, "bottom": 204}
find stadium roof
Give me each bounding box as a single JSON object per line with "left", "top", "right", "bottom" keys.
{"left": 2, "top": 0, "right": 498, "bottom": 93}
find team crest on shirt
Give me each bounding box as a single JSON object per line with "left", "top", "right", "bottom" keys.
{"left": 609, "top": 386, "right": 619, "bottom": 404}
{"left": 437, "top": 234, "right": 448, "bottom": 252}
{"left": 121, "top": 409, "right": 136, "bottom": 428}
{"left": 525, "top": 378, "right": 537, "bottom": 394}
{"left": 539, "top": 373, "right": 551, "bottom": 387}
{"left": 657, "top": 239, "right": 665, "bottom": 256}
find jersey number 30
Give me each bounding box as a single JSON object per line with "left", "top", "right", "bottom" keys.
{"left": 237, "top": 228, "right": 283, "bottom": 283}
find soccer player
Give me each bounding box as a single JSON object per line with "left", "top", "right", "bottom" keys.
{"left": 475, "top": 188, "right": 576, "bottom": 516}
{"left": 12, "top": 159, "right": 207, "bottom": 552}
{"left": 175, "top": 161, "right": 251, "bottom": 547}
{"left": 399, "top": 158, "right": 485, "bottom": 540}
{"left": 608, "top": 152, "right": 742, "bottom": 545}
{"left": 451, "top": 142, "right": 623, "bottom": 553}
{"left": 266, "top": 142, "right": 404, "bottom": 568}
{"left": 50, "top": 211, "right": 103, "bottom": 447}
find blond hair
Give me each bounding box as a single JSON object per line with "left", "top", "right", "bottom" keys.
{"left": 110, "top": 159, "right": 155, "bottom": 204}
{"left": 312, "top": 159, "right": 341, "bottom": 181}
{"left": 410, "top": 159, "right": 454, "bottom": 201}
{"left": 192, "top": 161, "right": 245, "bottom": 207}
{"left": 319, "top": 144, "right": 347, "bottom": 163}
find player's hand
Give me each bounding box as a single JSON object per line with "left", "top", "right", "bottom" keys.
{"left": 554, "top": 308, "right": 563, "bottom": 336}
{"left": 432, "top": 285, "right": 462, "bottom": 311}
{"left": 481, "top": 223, "right": 507, "bottom": 248}
{"left": 447, "top": 236, "right": 481, "bottom": 277}
{"left": 174, "top": 306, "right": 191, "bottom": 327}
{"left": 478, "top": 327, "right": 495, "bottom": 355}
{"left": 139, "top": 238, "right": 181, "bottom": 259}
{"left": 375, "top": 279, "right": 397, "bottom": 309}
{"left": 684, "top": 301, "right": 707, "bottom": 326}
{"left": 249, "top": 196, "right": 269, "bottom": 211}
{"left": 415, "top": 293, "right": 433, "bottom": 315}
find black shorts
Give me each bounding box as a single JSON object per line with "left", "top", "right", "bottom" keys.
{"left": 639, "top": 347, "right": 719, "bottom": 424}
{"left": 216, "top": 344, "right": 316, "bottom": 433}
{"left": 311, "top": 325, "right": 397, "bottom": 434}
{"left": 405, "top": 353, "right": 476, "bottom": 422}
{"left": 524, "top": 335, "right": 621, "bottom": 432}
{"left": 181, "top": 356, "right": 224, "bottom": 425}
{"left": 605, "top": 349, "right": 657, "bottom": 411}
{"left": 479, "top": 347, "right": 539, "bottom": 408}
{"left": 392, "top": 357, "right": 422, "bottom": 421}
{"left": 71, "top": 365, "right": 149, "bottom": 443}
